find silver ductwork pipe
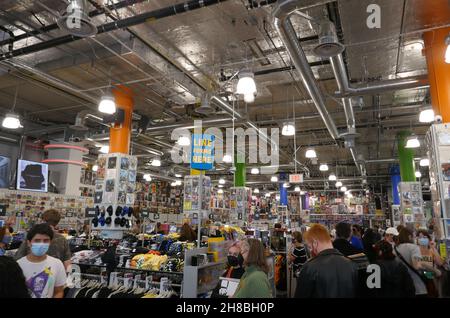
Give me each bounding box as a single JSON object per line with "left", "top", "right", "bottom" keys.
{"left": 273, "top": 0, "right": 339, "bottom": 140}
{"left": 131, "top": 142, "right": 164, "bottom": 156}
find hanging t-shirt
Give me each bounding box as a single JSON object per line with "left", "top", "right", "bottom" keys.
{"left": 17, "top": 255, "right": 67, "bottom": 298}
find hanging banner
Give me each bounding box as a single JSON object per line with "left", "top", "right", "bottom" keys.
{"left": 190, "top": 134, "right": 215, "bottom": 171}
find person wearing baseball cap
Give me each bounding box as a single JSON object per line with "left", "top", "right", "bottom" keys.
{"left": 385, "top": 227, "right": 399, "bottom": 245}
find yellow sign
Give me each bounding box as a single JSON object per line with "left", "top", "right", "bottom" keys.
{"left": 184, "top": 201, "right": 192, "bottom": 210}
{"left": 440, "top": 243, "right": 447, "bottom": 259}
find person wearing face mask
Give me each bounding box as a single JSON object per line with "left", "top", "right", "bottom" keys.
{"left": 211, "top": 241, "right": 245, "bottom": 298}
{"left": 17, "top": 223, "right": 67, "bottom": 298}
{"left": 15, "top": 209, "right": 72, "bottom": 271}
{"left": 417, "top": 230, "right": 443, "bottom": 285}
{"left": 295, "top": 224, "right": 358, "bottom": 298}
{"left": 0, "top": 226, "right": 12, "bottom": 256}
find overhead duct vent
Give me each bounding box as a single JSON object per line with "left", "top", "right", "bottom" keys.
{"left": 57, "top": 0, "right": 97, "bottom": 38}
{"left": 195, "top": 93, "right": 215, "bottom": 115}
{"left": 312, "top": 20, "right": 344, "bottom": 58}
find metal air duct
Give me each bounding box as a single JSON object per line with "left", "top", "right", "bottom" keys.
{"left": 57, "top": 0, "right": 98, "bottom": 38}
{"left": 312, "top": 20, "right": 345, "bottom": 58}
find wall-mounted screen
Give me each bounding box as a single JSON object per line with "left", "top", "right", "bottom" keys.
{"left": 16, "top": 159, "right": 48, "bottom": 192}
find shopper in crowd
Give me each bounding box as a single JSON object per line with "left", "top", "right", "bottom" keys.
{"left": 362, "top": 228, "right": 378, "bottom": 264}
{"left": 350, "top": 224, "right": 364, "bottom": 250}
{"left": 373, "top": 225, "right": 382, "bottom": 241}
{"left": 395, "top": 227, "right": 431, "bottom": 297}
{"left": 0, "top": 256, "right": 30, "bottom": 298}
{"left": 17, "top": 223, "right": 67, "bottom": 298}
{"left": 373, "top": 240, "right": 415, "bottom": 297}
{"left": 0, "top": 226, "right": 12, "bottom": 256}
{"left": 289, "top": 231, "right": 308, "bottom": 278}
{"left": 333, "top": 222, "right": 364, "bottom": 256}
{"left": 15, "top": 209, "right": 72, "bottom": 271}
{"left": 179, "top": 223, "right": 197, "bottom": 242}
{"left": 416, "top": 229, "right": 443, "bottom": 290}
{"left": 211, "top": 241, "right": 245, "bottom": 298}
{"left": 233, "top": 238, "right": 272, "bottom": 298}
{"left": 384, "top": 227, "right": 399, "bottom": 246}
{"left": 295, "top": 224, "right": 358, "bottom": 298}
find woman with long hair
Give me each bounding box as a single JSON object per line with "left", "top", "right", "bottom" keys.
{"left": 232, "top": 238, "right": 272, "bottom": 298}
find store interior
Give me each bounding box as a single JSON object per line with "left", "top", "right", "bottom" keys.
{"left": 0, "top": 0, "right": 449, "bottom": 298}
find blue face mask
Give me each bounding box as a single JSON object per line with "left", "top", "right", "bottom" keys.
{"left": 31, "top": 243, "right": 50, "bottom": 257}
{"left": 2, "top": 235, "right": 12, "bottom": 245}
{"left": 418, "top": 237, "right": 429, "bottom": 246}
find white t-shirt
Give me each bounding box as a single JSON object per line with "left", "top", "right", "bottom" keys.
{"left": 17, "top": 255, "right": 67, "bottom": 298}
{"left": 396, "top": 243, "right": 427, "bottom": 295}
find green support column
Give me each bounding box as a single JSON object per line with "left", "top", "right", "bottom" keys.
{"left": 397, "top": 131, "right": 416, "bottom": 182}
{"left": 234, "top": 151, "right": 246, "bottom": 187}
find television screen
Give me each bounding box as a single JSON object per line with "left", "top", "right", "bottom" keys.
{"left": 0, "top": 156, "right": 10, "bottom": 188}
{"left": 16, "top": 159, "right": 48, "bottom": 192}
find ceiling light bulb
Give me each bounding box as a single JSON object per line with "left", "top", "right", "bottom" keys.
{"left": 99, "top": 145, "right": 109, "bottom": 154}
{"left": 415, "top": 171, "right": 422, "bottom": 178}
{"left": 300, "top": 191, "right": 306, "bottom": 195}
{"left": 419, "top": 109, "right": 435, "bottom": 123}
{"left": 92, "top": 165, "right": 98, "bottom": 172}
{"left": 271, "top": 176, "right": 278, "bottom": 182}
{"left": 143, "top": 174, "right": 152, "bottom": 181}
{"left": 223, "top": 154, "right": 232, "bottom": 163}
{"left": 171, "top": 182, "right": 177, "bottom": 187}
{"left": 175, "top": 173, "right": 182, "bottom": 178}
{"left": 175, "top": 180, "right": 182, "bottom": 186}
{"left": 328, "top": 174, "right": 336, "bottom": 181}
{"left": 283, "top": 182, "right": 290, "bottom": 188}
{"left": 254, "top": 188, "right": 260, "bottom": 194}
{"left": 236, "top": 71, "right": 257, "bottom": 95}
{"left": 177, "top": 135, "right": 190, "bottom": 146}
{"left": 244, "top": 93, "right": 255, "bottom": 103}
{"left": 420, "top": 158, "right": 429, "bottom": 167}
{"left": 294, "top": 186, "right": 301, "bottom": 192}
{"left": 98, "top": 95, "right": 116, "bottom": 114}
{"left": 2, "top": 113, "right": 21, "bottom": 129}
{"left": 405, "top": 136, "right": 420, "bottom": 148}
{"left": 340, "top": 186, "right": 347, "bottom": 192}
{"left": 251, "top": 168, "right": 259, "bottom": 175}
{"left": 281, "top": 123, "right": 295, "bottom": 136}
{"left": 219, "top": 178, "right": 226, "bottom": 185}
{"left": 335, "top": 181, "right": 343, "bottom": 187}
{"left": 265, "top": 193, "right": 271, "bottom": 198}
{"left": 305, "top": 148, "right": 317, "bottom": 158}
{"left": 218, "top": 184, "right": 223, "bottom": 188}
{"left": 218, "top": 189, "right": 224, "bottom": 194}
{"left": 151, "top": 158, "right": 161, "bottom": 167}
{"left": 445, "top": 35, "right": 450, "bottom": 64}
{"left": 319, "top": 164, "right": 329, "bottom": 171}
{"left": 345, "top": 190, "right": 350, "bottom": 195}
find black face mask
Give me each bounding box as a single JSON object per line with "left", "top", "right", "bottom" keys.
{"left": 228, "top": 254, "right": 244, "bottom": 267}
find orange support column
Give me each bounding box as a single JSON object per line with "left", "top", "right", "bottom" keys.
{"left": 423, "top": 27, "right": 450, "bottom": 122}
{"left": 109, "top": 86, "right": 134, "bottom": 154}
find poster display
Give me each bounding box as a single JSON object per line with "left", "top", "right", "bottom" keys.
{"left": 16, "top": 160, "right": 48, "bottom": 193}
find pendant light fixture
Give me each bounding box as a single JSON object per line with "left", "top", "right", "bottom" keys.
{"left": 283, "top": 182, "right": 290, "bottom": 188}
{"left": 405, "top": 134, "right": 420, "bottom": 148}
{"left": 2, "top": 87, "right": 22, "bottom": 129}
{"left": 254, "top": 188, "right": 260, "bottom": 194}
{"left": 143, "top": 174, "right": 152, "bottom": 182}
{"left": 419, "top": 159, "right": 429, "bottom": 167}
{"left": 236, "top": 70, "right": 257, "bottom": 95}
{"left": 294, "top": 186, "right": 301, "bottom": 192}
{"left": 219, "top": 178, "right": 226, "bottom": 185}
{"left": 340, "top": 186, "right": 347, "bottom": 192}
{"left": 223, "top": 154, "right": 232, "bottom": 163}
{"left": 415, "top": 171, "right": 422, "bottom": 178}
{"left": 218, "top": 189, "right": 224, "bottom": 194}
{"left": 328, "top": 174, "right": 337, "bottom": 181}
{"left": 419, "top": 109, "right": 435, "bottom": 123}
{"left": 177, "top": 135, "right": 190, "bottom": 146}
{"left": 305, "top": 148, "right": 317, "bottom": 158}
{"left": 271, "top": 176, "right": 278, "bottom": 182}
{"left": 98, "top": 93, "right": 116, "bottom": 114}
{"left": 151, "top": 157, "right": 161, "bottom": 167}
{"left": 319, "top": 164, "right": 329, "bottom": 171}
{"left": 175, "top": 173, "right": 182, "bottom": 178}
{"left": 251, "top": 168, "right": 259, "bottom": 175}
{"left": 335, "top": 181, "right": 343, "bottom": 188}
{"left": 243, "top": 93, "right": 255, "bottom": 104}
{"left": 92, "top": 165, "right": 98, "bottom": 172}
{"left": 281, "top": 122, "right": 295, "bottom": 136}
{"left": 265, "top": 192, "right": 271, "bottom": 198}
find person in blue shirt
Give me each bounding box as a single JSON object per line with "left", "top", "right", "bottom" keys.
{"left": 350, "top": 224, "right": 364, "bottom": 251}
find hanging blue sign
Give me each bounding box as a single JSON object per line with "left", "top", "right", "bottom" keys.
{"left": 190, "top": 134, "right": 215, "bottom": 171}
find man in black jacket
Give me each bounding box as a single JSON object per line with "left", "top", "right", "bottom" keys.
{"left": 333, "top": 222, "right": 364, "bottom": 256}
{"left": 295, "top": 224, "right": 358, "bottom": 298}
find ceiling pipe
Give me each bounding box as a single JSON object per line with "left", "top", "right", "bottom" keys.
{"left": 0, "top": 0, "right": 231, "bottom": 62}
{"left": 272, "top": 0, "right": 340, "bottom": 140}
{"left": 131, "top": 141, "right": 164, "bottom": 156}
